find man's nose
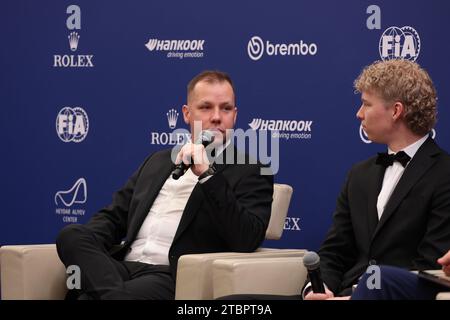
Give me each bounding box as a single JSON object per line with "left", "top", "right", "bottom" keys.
{"left": 211, "top": 107, "right": 221, "bottom": 122}
{"left": 356, "top": 106, "right": 364, "bottom": 120}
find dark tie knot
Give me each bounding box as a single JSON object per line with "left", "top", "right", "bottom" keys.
{"left": 376, "top": 151, "right": 411, "bottom": 168}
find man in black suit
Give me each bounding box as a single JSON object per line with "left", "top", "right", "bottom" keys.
{"left": 304, "top": 59, "right": 450, "bottom": 299}
{"left": 56, "top": 70, "right": 274, "bottom": 299}
{"left": 219, "top": 60, "right": 450, "bottom": 301}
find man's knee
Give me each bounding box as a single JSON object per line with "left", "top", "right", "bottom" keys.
{"left": 56, "top": 224, "right": 90, "bottom": 250}
{"left": 378, "top": 265, "right": 407, "bottom": 283}
{"left": 358, "top": 265, "right": 408, "bottom": 292}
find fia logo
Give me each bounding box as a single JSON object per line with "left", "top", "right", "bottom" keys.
{"left": 379, "top": 26, "right": 421, "bottom": 62}
{"left": 56, "top": 107, "right": 89, "bottom": 143}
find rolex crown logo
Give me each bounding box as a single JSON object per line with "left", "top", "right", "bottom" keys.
{"left": 68, "top": 31, "right": 80, "bottom": 52}
{"left": 167, "top": 108, "right": 179, "bottom": 129}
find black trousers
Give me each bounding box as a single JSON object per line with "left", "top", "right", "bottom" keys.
{"left": 56, "top": 224, "right": 175, "bottom": 300}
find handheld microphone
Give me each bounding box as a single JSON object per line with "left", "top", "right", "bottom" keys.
{"left": 303, "top": 251, "right": 325, "bottom": 294}
{"left": 172, "top": 130, "right": 215, "bottom": 180}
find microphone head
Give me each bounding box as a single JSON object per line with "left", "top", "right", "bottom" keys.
{"left": 303, "top": 251, "right": 321, "bottom": 270}
{"left": 197, "top": 130, "right": 215, "bottom": 146}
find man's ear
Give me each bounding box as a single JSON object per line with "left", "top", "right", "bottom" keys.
{"left": 182, "top": 104, "right": 190, "bottom": 125}
{"left": 392, "top": 102, "right": 404, "bottom": 121}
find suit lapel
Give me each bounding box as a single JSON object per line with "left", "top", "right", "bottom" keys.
{"left": 127, "top": 154, "right": 175, "bottom": 242}
{"left": 171, "top": 144, "right": 236, "bottom": 244}
{"left": 172, "top": 182, "right": 204, "bottom": 244}
{"left": 211, "top": 144, "right": 237, "bottom": 174}
{"left": 372, "top": 137, "right": 440, "bottom": 239}
{"left": 366, "top": 163, "right": 385, "bottom": 237}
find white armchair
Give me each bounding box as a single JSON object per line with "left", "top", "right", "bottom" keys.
{"left": 0, "top": 244, "right": 66, "bottom": 299}
{"left": 175, "top": 183, "right": 307, "bottom": 299}
{"left": 0, "top": 183, "right": 307, "bottom": 300}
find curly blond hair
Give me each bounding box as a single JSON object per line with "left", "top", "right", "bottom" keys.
{"left": 354, "top": 60, "right": 437, "bottom": 136}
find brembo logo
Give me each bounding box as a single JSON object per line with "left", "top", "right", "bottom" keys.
{"left": 247, "top": 36, "right": 318, "bottom": 61}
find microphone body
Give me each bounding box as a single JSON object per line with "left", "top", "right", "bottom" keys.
{"left": 171, "top": 161, "right": 190, "bottom": 180}
{"left": 303, "top": 251, "right": 325, "bottom": 294}
{"left": 172, "top": 130, "right": 214, "bottom": 180}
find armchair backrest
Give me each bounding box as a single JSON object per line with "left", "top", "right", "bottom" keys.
{"left": 265, "top": 183, "right": 293, "bottom": 240}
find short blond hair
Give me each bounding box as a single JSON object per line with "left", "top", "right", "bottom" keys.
{"left": 354, "top": 60, "right": 437, "bottom": 136}
{"left": 187, "top": 70, "right": 235, "bottom": 103}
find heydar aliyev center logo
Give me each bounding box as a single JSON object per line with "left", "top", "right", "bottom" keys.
{"left": 55, "top": 178, "right": 87, "bottom": 207}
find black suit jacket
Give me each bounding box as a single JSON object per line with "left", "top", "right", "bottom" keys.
{"left": 84, "top": 146, "right": 274, "bottom": 278}
{"left": 319, "top": 137, "right": 450, "bottom": 295}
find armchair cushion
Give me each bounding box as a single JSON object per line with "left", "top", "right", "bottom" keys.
{"left": 212, "top": 256, "right": 307, "bottom": 299}
{"left": 175, "top": 249, "right": 306, "bottom": 299}
{"left": 436, "top": 292, "right": 450, "bottom": 300}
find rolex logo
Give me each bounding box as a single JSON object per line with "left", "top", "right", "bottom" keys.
{"left": 68, "top": 31, "right": 80, "bottom": 51}
{"left": 167, "top": 108, "right": 179, "bottom": 129}
{"left": 53, "top": 5, "right": 94, "bottom": 68}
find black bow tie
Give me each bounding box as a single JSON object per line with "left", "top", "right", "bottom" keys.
{"left": 376, "top": 151, "right": 411, "bottom": 168}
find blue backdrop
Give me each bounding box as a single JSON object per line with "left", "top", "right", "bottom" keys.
{"left": 1, "top": 0, "right": 449, "bottom": 252}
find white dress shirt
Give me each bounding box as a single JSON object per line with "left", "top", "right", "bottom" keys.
{"left": 124, "top": 140, "right": 230, "bottom": 265}
{"left": 124, "top": 168, "right": 198, "bottom": 265}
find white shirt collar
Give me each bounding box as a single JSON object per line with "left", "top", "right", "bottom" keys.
{"left": 388, "top": 135, "right": 428, "bottom": 159}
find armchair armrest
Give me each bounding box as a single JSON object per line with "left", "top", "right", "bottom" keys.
{"left": 0, "top": 244, "right": 67, "bottom": 300}
{"left": 175, "top": 249, "right": 306, "bottom": 300}
{"left": 212, "top": 256, "right": 307, "bottom": 299}
{"left": 436, "top": 292, "right": 450, "bottom": 300}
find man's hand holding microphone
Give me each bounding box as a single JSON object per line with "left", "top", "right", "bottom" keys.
{"left": 172, "top": 130, "right": 215, "bottom": 179}
{"left": 303, "top": 251, "right": 349, "bottom": 300}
